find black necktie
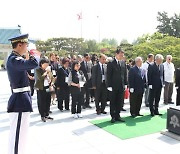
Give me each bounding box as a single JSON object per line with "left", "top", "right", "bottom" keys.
{"left": 86, "top": 62, "right": 88, "bottom": 72}
{"left": 102, "top": 64, "right": 104, "bottom": 75}
{"left": 118, "top": 61, "right": 121, "bottom": 68}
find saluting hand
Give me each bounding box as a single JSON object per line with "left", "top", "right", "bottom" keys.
{"left": 25, "top": 51, "right": 30, "bottom": 60}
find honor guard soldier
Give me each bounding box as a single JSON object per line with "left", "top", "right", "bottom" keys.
{"left": 6, "top": 34, "right": 38, "bottom": 154}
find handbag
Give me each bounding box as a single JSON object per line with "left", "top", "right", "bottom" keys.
{"left": 124, "top": 88, "right": 129, "bottom": 99}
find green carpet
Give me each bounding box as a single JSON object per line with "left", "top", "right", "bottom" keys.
{"left": 90, "top": 112, "right": 167, "bottom": 140}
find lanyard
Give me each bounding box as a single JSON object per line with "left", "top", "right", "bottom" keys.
{"left": 62, "top": 67, "right": 69, "bottom": 76}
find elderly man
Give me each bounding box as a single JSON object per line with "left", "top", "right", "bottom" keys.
{"left": 163, "top": 55, "right": 175, "bottom": 105}
{"left": 148, "top": 54, "right": 164, "bottom": 116}
{"left": 128, "top": 57, "right": 146, "bottom": 117}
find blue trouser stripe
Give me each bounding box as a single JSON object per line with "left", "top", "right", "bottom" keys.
{"left": 14, "top": 112, "right": 22, "bottom": 154}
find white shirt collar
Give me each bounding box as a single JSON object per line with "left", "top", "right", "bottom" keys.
{"left": 99, "top": 62, "right": 103, "bottom": 66}
{"left": 115, "top": 57, "right": 119, "bottom": 63}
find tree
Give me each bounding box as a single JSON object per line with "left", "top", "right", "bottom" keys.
{"left": 157, "top": 12, "right": 180, "bottom": 38}
{"left": 171, "top": 13, "right": 180, "bottom": 38}
{"left": 85, "top": 40, "right": 99, "bottom": 53}
{"left": 101, "top": 38, "right": 118, "bottom": 47}
{"left": 36, "top": 37, "right": 87, "bottom": 54}
{"left": 36, "top": 40, "right": 52, "bottom": 52}
{"left": 109, "top": 38, "right": 118, "bottom": 47}
{"left": 120, "top": 39, "right": 129, "bottom": 44}
{"left": 132, "top": 33, "right": 180, "bottom": 67}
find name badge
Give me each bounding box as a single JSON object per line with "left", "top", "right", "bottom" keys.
{"left": 44, "top": 78, "right": 49, "bottom": 86}
{"left": 79, "top": 81, "right": 85, "bottom": 87}
{"left": 31, "top": 69, "right": 34, "bottom": 74}
{"left": 65, "top": 77, "right": 69, "bottom": 83}
{"left": 52, "top": 70, "right": 56, "bottom": 76}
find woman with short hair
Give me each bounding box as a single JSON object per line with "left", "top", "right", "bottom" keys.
{"left": 35, "top": 58, "right": 55, "bottom": 122}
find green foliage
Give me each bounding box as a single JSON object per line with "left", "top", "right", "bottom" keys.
{"left": 132, "top": 32, "right": 180, "bottom": 67}
{"left": 157, "top": 11, "right": 180, "bottom": 38}
{"left": 36, "top": 37, "right": 87, "bottom": 54}
{"left": 85, "top": 40, "right": 99, "bottom": 53}
{"left": 35, "top": 32, "right": 180, "bottom": 68}
{"left": 101, "top": 38, "right": 118, "bottom": 47}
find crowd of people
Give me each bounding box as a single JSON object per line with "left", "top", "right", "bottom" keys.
{"left": 6, "top": 34, "right": 180, "bottom": 154}
{"left": 27, "top": 50, "right": 180, "bottom": 123}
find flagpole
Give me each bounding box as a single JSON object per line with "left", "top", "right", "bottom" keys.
{"left": 77, "top": 12, "right": 83, "bottom": 39}
{"left": 81, "top": 14, "right": 82, "bottom": 39}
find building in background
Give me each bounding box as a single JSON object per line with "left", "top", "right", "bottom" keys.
{"left": 0, "top": 26, "right": 21, "bottom": 69}
{"left": 0, "top": 26, "right": 37, "bottom": 69}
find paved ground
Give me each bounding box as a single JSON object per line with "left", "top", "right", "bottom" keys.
{"left": 0, "top": 70, "right": 180, "bottom": 154}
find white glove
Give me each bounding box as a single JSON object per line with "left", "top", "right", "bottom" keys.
{"left": 149, "top": 85, "right": 152, "bottom": 89}
{"left": 130, "top": 88, "right": 134, "bottom": 93}
{"left": 107, "top": 87, "right": 112, "bottom": 91}
{"left": 176, "top": 87, "right": 179, "bottom": 90}
{"left": 124, "top": 85, "right": 127, "bottom": 89}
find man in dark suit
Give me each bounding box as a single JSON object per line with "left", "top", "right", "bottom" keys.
{"left": 107, "top": 49, "right": 127, "bottom": 123}
{"left": 148, "top": 54, "right": 164, "bottom": 116}
{"left": 92, "top": 54, "right": 108, "bottom": 115}
{"left": 128, "top": 57, "right": 146, "bottom": 118}
{"left": 80, "top": 53, "right": 92, "bottom": 108}
{"left": 175, "top": 68, "right": 180, "bottom": 106}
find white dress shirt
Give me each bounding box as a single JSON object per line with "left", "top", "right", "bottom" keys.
{"left": 141, "top": 61, "right": 152, "bottom": 82}
{"left": 163, "top": 61, "right": 175, "bottom": 83}
{"left": 99, "top": 62, "right": 105, "bottom": 81}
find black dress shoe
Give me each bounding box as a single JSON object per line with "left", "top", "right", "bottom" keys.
{"left": 131, "top": 114, "right": 136, "bottom": 118}
{"left": 155, "top": 113, "right": 162, "bottom": 116}
{"left": 82, "top": 105, "right": 86, "bottom": 109}
{"left": 121, "top": 108, "right": 126, "bottom": 111}
{"left": 96, "top": 110, "right": 101, "bottom": 115}
{"left": 168, "top": 102, "right": 174, "bottom": 104}
{"left": 151, "top": 113, "right": 155, "bottom": 117}
{"left": 116, "top": 117, "right": 125, "bottom": 122}
{"left": 46, "top": 116, "right": 54, "bottom": 120}
{"left": 111, "top": 118, "right": 116, "bottom": 123}
{"left": 41, "top": 117, "right": 46, "bottom": 122}
{"left": 101, "top": 111, "right": 107, "bottom": 114}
